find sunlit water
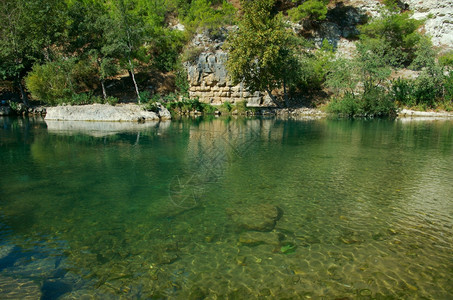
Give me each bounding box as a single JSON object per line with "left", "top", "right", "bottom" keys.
{"left": 0, "top": 116, "right": 452, "bottom": 299}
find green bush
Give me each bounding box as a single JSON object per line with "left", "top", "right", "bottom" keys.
{"left": 69, "top": 92, "right": 93, "bottom": 105}
{"left": 182, "top": 0, "right": 236, "bottom": 35}
{"left": 25, "top": 58, "right": 99, "bottom": 105}
{"left": 443, "top": 72, "right": 453, "bottom": 102}
{"left": 439, "top": 51, "right": 453, "bottom": 68}
{"left": 220, "top": 101, "right": 233, "bottom": 113}
{"left": 175, "top": 64, "right": 190, "bottom": 96}
{"left": 201, "top": 103, "right": 216, "bottom": 114}
{"left": 288, "top": 0, "right": 329, "bottom": 23}
{"left": 139, "top": 91, "right": 151, "bottom": 103}
{"left": 327, "top": 89, "right": 396, "bottom": 118}
{"left": 25, "top": 59, "right": 75, "bottom": 105}
{"left": 181, "top": 46, "right": 204, "bottom": 63}
{"left": 106, "top": 96, "right": 119, "bottom": 106}
{"left": 233, "top": 100, "right": 248, "bottom": 114}
{"left": 390, "top": 78, "right": 415, "bottom": 106}
{"left": 358, "top": 8, "right": 423, "bottom": 67}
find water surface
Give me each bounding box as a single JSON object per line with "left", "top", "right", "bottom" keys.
{"left": 1, "top": 116, "right": 452, "bottom": 299}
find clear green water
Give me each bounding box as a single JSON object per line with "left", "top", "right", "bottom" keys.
{"left": 0, "top": 116, "right": 452, "bottom": 299}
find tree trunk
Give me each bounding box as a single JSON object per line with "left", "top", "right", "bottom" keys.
{"left": 101, "top": 79, "right": 107, "bottom": 100}
{"left": 16, "top": 76, "right": 29, "bottom": 106}
{"left": 128, "top": 59, "right": 140, "bottom": 104}
{"left": 265, "top": 88, "right": 280, "bottom": 108}
{"left": 283, "top": 79, "right": 289, "bottom": 108}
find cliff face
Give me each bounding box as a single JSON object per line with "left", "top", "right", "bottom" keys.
{"left": 346, "top": 0, "right": 453, "bottom": 49}
{"left": 404, "top": 0, "right": 453, "bottom": 48}
{"left": 186, "top": 0, "right": 453, "bottom": 105}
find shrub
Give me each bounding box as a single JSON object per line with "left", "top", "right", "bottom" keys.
{"left": 25, "top": 58, "right": 98, "bottom": 105}
{"left": 182, "top": 0, "right": 236, "bottom": 35}
{"left": 390, "top": 77, "right": 415, "bottom": 107}
{"left": 181, "top": 46, "right": 204, "bottom": 63}
{"left": 139, "top": 91, "right": 151, "bottom": 103}
{"left": 443, "top": 72, "right": 453, "bottom": 102}
{"left": 327, "top": 89, "right": 396, "bottom": 118}
{"left": 220, "top": 101, "right": 233, "bottom": 113}
{"left": 439, "top": 51, "right": 453, "bottom": 68}
{"left": 288, "top": 0, "right": 329, "bottom": 23}
{"left": 106, "top": 96, "right": 119, "bottom": 106}
{"left": 25, "top": 59, "right": 76, "bottom": 105}
{"left": 201, "top": 103, "right": 216, "bottom": 114}
{"left": 175, "top": 63, "right": 190, "bottom": 96}
{"left": 233, "top": 100, "right": 248, "bottom": 114}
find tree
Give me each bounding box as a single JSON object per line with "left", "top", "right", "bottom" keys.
{"left": 67, "top": 0, "right": 120, "bottom": 100}
{"left": 225, "top": 0, "right": 299, "bottom": 107}
{"left": 0, "top": 0, "right": 66, "bottom": 105}
{"left": 358, "top": 5, "right": 423, "bottom": 67}
{"left": 103, "top": 0, "right": 148, "bottom": 103}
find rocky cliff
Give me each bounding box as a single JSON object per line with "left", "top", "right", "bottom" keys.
{"left": 185, "top": 0, "right": 453, "bottom": 105}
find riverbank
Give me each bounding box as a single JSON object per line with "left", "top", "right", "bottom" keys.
{"left": 3, "top": 103, "right": 453, "bottom": 121}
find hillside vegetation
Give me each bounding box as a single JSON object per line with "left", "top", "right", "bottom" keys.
{"left": 1, "top": 0, "right": 452, "bottom": 116}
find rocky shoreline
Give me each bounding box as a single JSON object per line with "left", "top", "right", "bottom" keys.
{"left": 2, "top": 103, "right": 453, "bottom": 121}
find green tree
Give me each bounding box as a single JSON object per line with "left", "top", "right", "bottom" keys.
{"left": 66, "top": 0, "right": 119, "bottom": 100}
{"left": 225, "top": 0, "right": 299, "bottom": 107}
{"left": 358, "top": 6, "right": 423, "bottom": 67}
{"left": 103, "top": 0, "right": 148, "bottom": 103}
{"left": 0, "top": 0, "right": 67, "bottom": 105}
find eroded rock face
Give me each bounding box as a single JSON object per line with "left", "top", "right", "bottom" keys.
{"left": 227, "top": 204, "right": 282, "bottom": 232}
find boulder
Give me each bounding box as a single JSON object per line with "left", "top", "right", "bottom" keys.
{"left": 45, "top": 104, "right": 160, "bottom": 122}
{"left": 157, "top": 103, "right": 171, "bottom": 120}
{"left": 227, "top": 203, "right": 282, "bottom": 232}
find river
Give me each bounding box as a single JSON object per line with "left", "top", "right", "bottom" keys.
{"left": 0, "top": 116, "right": 452, "bottom": 299}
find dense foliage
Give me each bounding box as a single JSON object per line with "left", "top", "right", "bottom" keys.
{"left": 1, "top": 0, "right": 451, "bottom": 115}
{"left": 0, "top": 0, "right": 235, "bottom": 105}
{"left": 326, "top": 4, "right": 453, "bottom": 116}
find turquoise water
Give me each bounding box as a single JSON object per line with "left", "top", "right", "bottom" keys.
{"left": 0, "top": 116, "right": 452, "bottom": 299}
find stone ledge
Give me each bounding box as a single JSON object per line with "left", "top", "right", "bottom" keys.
{"left": 45, "top": 104, "right": 170, "bottom": 122}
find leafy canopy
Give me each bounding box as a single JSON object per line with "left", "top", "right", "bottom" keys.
{"left": 225, "top": 0, "right": 299, "bottom": 105}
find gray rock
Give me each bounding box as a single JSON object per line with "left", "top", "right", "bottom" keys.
{"left": 0, "top": 106, "right": 12, "bottom": 116}
{"left": 157, "top": 103, "right": 171, "bottom": 120}
{"left": 0, "top": 244, "right": 14, "bottom": 260}
{"left": 45, "top": 104, "right": 160, "bottom": 122}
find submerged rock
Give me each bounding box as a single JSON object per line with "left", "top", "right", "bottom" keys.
{"left": 238, "top": 231, "right": 282, "bottom": 246}
{"left": 227, "top": 204, "right": 282, "bottom": 232}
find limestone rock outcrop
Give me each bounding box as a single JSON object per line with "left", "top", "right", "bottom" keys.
{"left": 45, "top": 104, "right": 164, "bottom": 122}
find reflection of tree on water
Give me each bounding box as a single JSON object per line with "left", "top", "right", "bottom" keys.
{"left": 168, "top": 119, "right": 263, "bottom": 210}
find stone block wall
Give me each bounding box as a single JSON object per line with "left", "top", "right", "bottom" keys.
{"left": 186, "top": 50, "right": 272, "bottom": 106}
